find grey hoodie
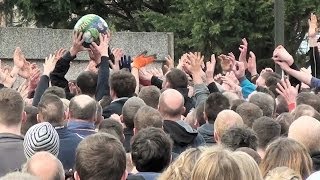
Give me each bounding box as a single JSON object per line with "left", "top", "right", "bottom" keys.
{"left": 197, "top": 123, "right": 215, "bottom": 144}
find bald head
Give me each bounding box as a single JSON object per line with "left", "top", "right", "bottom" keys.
{"left": 288, "top": 116, "right": 320, "bottom": 152}
{"left": 158, "top": 89, "right": 185, "bottom": 119}
{"left": 23, "top": 151, "right": 64, "bottom": 180}
{"left": 69, "top": 95, "right": 97, "bottom": 121}
{"left": 214, "top": 110, "right": 243, "bottom": 143}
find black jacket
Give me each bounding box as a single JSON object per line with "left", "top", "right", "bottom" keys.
{"left": 309, "top": 47, "right": 320, "bottom": 79}
{"left": 102, "top": 98, "right": 129, "bottom": 118}
{"left": 311, "top": 151, "right": 320, "bottom": 171}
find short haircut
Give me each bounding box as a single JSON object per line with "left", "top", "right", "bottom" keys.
{"left": 138, "top": 86, "right": 161, "bottom": 109}
{"left": 291, "top": 104, "right": 320, "bottom": 120}
{"left": 236, "top": 102, "right": 263, "bottom": 128}
{"left": 221, "top": 126, "right": 258, "bottom": 151}
{"left": 110, "top": 70, "right": 136, "bottom": 98}
{"left": 134, "top": 106, "right": 163, "bottom": 132}
{"left": 214, "top": 110, "right": 243, "bottom": 140}
{"left": 131, "top": 127, "right": 172, "bottom": 172}
{"left": 255, "top": 86, "right": 276, "bottom": 99}
{"left": 205, "top": 93, "right": 230, "bottom": 123}
{"left": 296, "top": 92, "right": 320, "bottom": 113}
{"left": 75, "top": 133, "right": 126, "bottom": 180}
{"left": 276, "top": 95, "right": 289, "bottom": 115}
{"left": 76, "top": 71, "right": 98, "bottom": 96}
{"left": 158, "top": 89, "right": 185, "bottom": 118}
{"left": 222, "top": 92, "right": 240, "bottom": 106}
{"left": 275, "top": 112, "right": 295, "bottom": 136}
{"left": 43, "top": 86, "right": 66, "bottom": 99}
{"left": 69, "top": 95, "right": 97, "bottom": 120}
{"left": 165, "top": 68, "right": 188, "bottom": 89}
{"left": 21, "top": 106, "right": 38, "bottom": 135}
{"left": 0, "top": 88, "right": 24, "bottom": 126}
{"left": 195, "top": 101, "right": 206, "bottom": 126}
{"left": 230, "top": 99, "right": 246, "bottom": 111}
{"left": 99, "top": 119, "right": 124, "bottom": 143}
{"left": 252, "top": 116, "right": 281, "bottom": 149}
{"left": 38, "top": 94, "right": 64, "bottom": 125}
{"left": 122, "top": 97, "right": 146, "bottom": 129}
{"left": 249, "top": 92, "right": 275, "bottom": 117}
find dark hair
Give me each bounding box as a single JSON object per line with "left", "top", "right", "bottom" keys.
{"left": 21, "top": 106, "right": 38, "bottom": 135}
{"left": 195, "top": 101, "right": 206, "bottom": 126}
{"left": 291, "top": 104, "right": 320, "bottom": 121}
{"left": 69, "top": 95, "right": 97, "bottom": 120}
{"left": 165, "top": 68, "right": 188, "bottom": 89}
{"left": 236, "top": 102, "right": 263, "bottom": 128}
{"left": 249, "top": 92, "right": 275, "bottom": 117}
{"left": 221, "top": 126, "right": 258, "bottom": 151}
{"left": 110, "top": 70, "right": 136, "bottom": 98}
{"left": 255, "top": 86, "right": 276, "bottom": 99}
{"left": 43, "top": 86, "right": 66, "bottom": 99}
{"left": 38, "top": 94, "right": 64, "bottom": 125}
{"left": 230, "top": 99, "right": 246, "bottom": 111}
{"left": 275, "top": 112, "right": 295, "bottom": 136}
{"left": 252, "top": 116, "right": 281, "bottom": 149}
{"left": 122, "top": 97, "right": 146, "bottom": 130}
{"left": 276, "top": 95, "right": 289, "bottom": 115}
{"left": 0, "top": 88, "right": 24, "bottom": 126}
{"left": 205, "top": 93, "right": 229, "bottom": 123}
{"left": 76, "top": 71, "right": 98, "bottom": 96}
{"left": 296, "top": 92, "right": 320, "bottom": 113}
{"left": 138, "top": 86, "right": 161, "bottom": 109}
{"left": 131, "top": 127, "right": 172, "bottom": 172}
{"left": 134, "top": 106, "right": 163, "bottom": 132}
{"left": 99, "top": 119, "right": 124, "bottom": 143}
{"left": 75, "top": 133, "right": 126, "bottom": 180}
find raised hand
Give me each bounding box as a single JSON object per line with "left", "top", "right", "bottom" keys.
{"left": 247, "top": 51, "right": 257, "bottom": 75}
{"left": 110, "top": 48, "right": 123, "bottom": 71}
{"left": 54, "top": 48, "right": 66, "bottom": 61}
{"left": 206, "top": 54, "right": 216, "bottom": 84}
{"left": 308, "top": 13, "right": 318, "bottom": 38}
{"left": 232, "top": 61, "right": 246, "bottom": 80}
{"left": 85, "top": 60, "right": 98, "bottom": 74}
{"left": 28, "top": 67, "right": 41, "bottom": 91}
{"left": 91, "top": 33, "right": 110, "bottom": 57}
{"left": 88, "top": 48, "right": 102, "bottom": 65}
{"left": 17, "top": 80, "right": 29, "bottom": 100}
{"left": 43, "top": 54, "right": 59, "bottom": 76}
{"left": 119, "top": 55, "right": 132, "bottom": 71}
{"left": 13, "top": 47, "right": 25, "bottom": 69}
{"left": 132, "top": 51, "right": 156, "bottom": 70}
{"left": 68, "top": 81, "right": 80, "bottom": 95}
{"left": 0, "top": 62, "right": 16, "bottom": 88}
{"left": 239, "top": 38, "right": 248, "bottom": 68}
{"left": 272, "top": 45, "right": 294, "bottom": 66}
{"left": 218, "top": 54, "right": 233, "bottom": 72}
{"left": 70, "top": 31, "right": 89, "bottom": 57}
{"left": 184, "top": 52, "right": 204, "bottom": 75}
{"left": 276, "top": 78, "right": 298, "bottom": 105}
{"left": 163, "top": 55, "right": 174, "bottom": 73}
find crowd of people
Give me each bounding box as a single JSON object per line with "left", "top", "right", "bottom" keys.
{"left": 0, "top": 13, "right": 320, "bottom": 180}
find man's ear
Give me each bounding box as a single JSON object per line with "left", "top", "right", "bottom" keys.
{"left": 121, "top": 170, "right": 128, "bottom": 180}
{"left": 74, "top": 171, "right": 80, "bottom": 180}
{"left": 214, "top": 131, "right": 220, "bottom": 144}
{"left": 36, "top": 113, "right": 41, "bottom": 123}
{"left": 64, "top": 111, "right": 68, "bottom": 121}
{"left": 120, "top": 114, "right": 124, "bottom": 123}
{"left": 133, "top": 127, "right": 137, "bottom": 136}
{"left": 203, "top": 112, "right": 208, "bottom": 121}
{"left": 21, "top": 111, "right": 27, "bottom": 123}
{"left": 181, "top": 106, "right": 186, "bottom": 115}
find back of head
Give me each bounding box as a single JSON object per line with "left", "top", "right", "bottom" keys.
{"left": 0, "top": 172, "right": 38, "bottom": 180}
{"left": 75, "top": 133, "right": 126, "bottom": 180}
{"left": 131, "top": 127, "right": 172, "bottom": 172}
{"left": 0, "top": 88, "right": 24, "bottom": 126}
{"left": 99, "top": 119, "right": 124, "bottom": 143}
{"left": 22, "top": 151, "right": 64, "bottom": 180}
{"left": 214, "top": 110, "right": 243, "bottom": 142}
{"left": 76, "top": 71, "right": 98, "bottom": 96}
{"left": 232, "top": 151, "right": 263, "bottom": 180}
{"left": 138, "top": 86, "right": 161, "bottom": 109}
{"left": 134, "top": 106, "right": 163, "bottom": 132}
{"left": 158, "top": 147, "right": 205, "bottom": 180}
{"left": 276, "top": 95, "right": 289, "bottom": 114}
{"left": 110, "top": 70, "right": 136, "bottom": 98}
{"left": 288, "top": 116, "right": 320, "bottom": 153}
{"left": 252, "top": 116, "right": 281, "bottom": 150}
{"left": 122, "top": 97, "right": 146, "bottom": 129}
{"left": 236, "top": 102, "right": 263, "bottom": 128}
{"left": 69, "top": 95, "right": 97, "bottom": 121}
{"left": 23, "top": 122, "right": 60, "bottom": 158}
{"left": 249, "top": 92, "right": 275, "bottom": 117}
{"left": 158, "top": 89, "right": 185, "bottom": 119}
{"left": 236, "top": 147, "right": 261, "bottom": 165}
{"left": 222, "top": 92, "right": 240, "bottom": 106}
{"left": 205, "top": 93, "right": 230, "bottom": 123}
{"left": 296, "top": 92, "right": 320, "bottom": 113}
{"left": 38, "top": 94, "right": 64, "bottom": 126}
{"left": 43, "top": 86, "right": 66, "bottom": 99}
{"left": 291, "top": 104, "right": 320, "bottom": 120}
{"left": 21, "top": 106, "right": 38, "bottom": 135}
{"left": 265, "top": 167, "right": 302, "bottom": 180}
{"left": 191, "top": 147, "right": 243, "bottom": 180}
{"left": 260, "top": 138, "right": 312, "bottom": 179}
{"left": 165, "top": 68, "right": 188, "bottom": 89}
{"left": 275, "top": 112, "right": 295, "bottom": 136}
{"left": 221, "top": 126, "right": 258, "bottom": 151}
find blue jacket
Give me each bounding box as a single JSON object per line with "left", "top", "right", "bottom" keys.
{"left": 240, "top": 77, "right": 256, "bottom": 98}
{"left": 56, "top": 127, "right": 82, "bottom": 170}
{"left": 67, "top": 120, "right": 96, "bottom": 139}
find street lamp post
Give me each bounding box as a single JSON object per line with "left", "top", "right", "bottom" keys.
{"left": 274, "top": 0, "right": 285, "bottom": 75}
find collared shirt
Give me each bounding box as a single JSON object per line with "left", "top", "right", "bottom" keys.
{"left": 67, "top": 119, "right": 96, "bottom": 139}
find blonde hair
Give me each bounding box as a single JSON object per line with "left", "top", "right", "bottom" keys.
{"left": 158, "top": 147, "right": 205, "bottom": 180}
{"left": 232, "top": 151, "right": 263, "bottom": 180}
{"left": 260, "top": 138, "right": 312, "bottom": 179}
{"left": 190, "top": 146, "right": 244, "bottom": 180}
{"left": 265, "top": 167, "right": 302, "bottom": 180}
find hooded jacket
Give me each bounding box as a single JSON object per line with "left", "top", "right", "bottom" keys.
{"left": 163, "top": 120, "right": 205, "bottom": 154}
{"left": 197, "top": 123, "right": 215, "bottom": 144}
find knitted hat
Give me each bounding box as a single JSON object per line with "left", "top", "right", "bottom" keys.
{"left": 23, "top": 122, "right": 60, "bottom": 158}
